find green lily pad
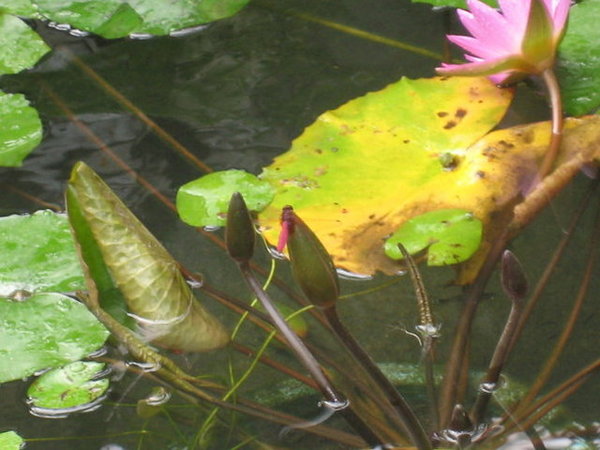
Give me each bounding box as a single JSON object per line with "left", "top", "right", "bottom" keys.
{"left": 557, "top": 0, "right": 600, "bottom": 116}
{"left": 384, "top": 209, "right": 482, "bottom": 266}
{"left": 0, "top": 292, "right": 109, "bottom": 383}
{"left": 0, "top": 92, "right": 43, "bottom": 167}
{"left": 0, "top": 210, "right": 85, "bottom": 296}
{"left": 27, "top": 361, "right": 109, "bottom": 411}
{"left": 31, "top": 0, "right": 249, "bottom": 38}
{"left": 0, "top": 431, "right": 24, "bottom": 450}
{"left": 177, "top": 169, "right": 275, "bottom": 227}
{"left": 0, "top": 13, "right": 50, "bottom": 75}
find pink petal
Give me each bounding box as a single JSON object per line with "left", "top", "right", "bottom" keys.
{"left": 436, "top": 54, "right": 521, "bottom": 78}
{"left": 276, "top": 221, "right": 290, "bottom": 252}
{"left": 459, "top": 0, "right": 517, "bottom": 52}
{"left": 447, "top": 35, "right": 501, "bottom": 59}
{"left": 498, "top": 0, "right": 531, "bottom": 36}
{"left": 548, "top": 0, "right": 571, "bottom": 37}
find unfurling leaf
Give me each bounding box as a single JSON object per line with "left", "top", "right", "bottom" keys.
{"left": 67, "top": 162, "right": 229, "bottom": 353}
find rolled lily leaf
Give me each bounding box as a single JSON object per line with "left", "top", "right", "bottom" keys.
{"left": 66, "top": 162, "right": 229, "bottom": 353}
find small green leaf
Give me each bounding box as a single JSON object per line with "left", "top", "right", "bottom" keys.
{"left": 0, "top": 92, "right": 43, "bottom": 167}
{"left": 384, "top": 209, "right": 482, "bottom": 266}
{"left": 177, "top": 170, "right": 275, "bottom": 227}
{"left": 0, "top": 431, "right": 24, "bottom": 450}
{"left": 0, "top": 210, "right": 85, "bottom": 296}
{"left": 0, "top": 13, "right": 50, "bottom": 75}
{"left": 27, "top": 361, "right": 109, "bottom": 411}
{"left": 0, "top": 292, "right": 109, "bottom": 383}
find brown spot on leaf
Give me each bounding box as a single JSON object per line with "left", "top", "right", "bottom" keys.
{"left": 315, "top": 148, "right": 323, "bottom": 154}
{"left": 444, "top": 120, "right": 457, "bottom": 129}
{"left": 403, "top": 139, "right": 410, "bottom": 144}
{"left": 476, "top": 170, "right": 486, "bottom": 178}
{"left": 455, "top": 108, "right": 467, "bottom": 119}
{"left": 437, "top": 111, "right": 449, "bottom": 117}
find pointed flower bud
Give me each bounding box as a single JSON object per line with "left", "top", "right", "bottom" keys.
{"left": 225, "top": 192, "right": 255, "bottom": 262}
{"left": 282, "top": 206, "right": 340, "bottom": 309}
{"left": 501, "top": 249, "right": 529, "bottom": 302}
{"left": 436, "top": 0, "right": 571, "bottom": 84}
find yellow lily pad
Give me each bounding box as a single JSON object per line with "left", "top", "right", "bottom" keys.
{"left": 257, "top": 76, "right": 599, "bottom": 282}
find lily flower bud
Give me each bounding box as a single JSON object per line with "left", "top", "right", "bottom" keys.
{"left": 225, "top": 192, "right": 255, "bottom": 262}
{"left": 501, "top": 250, "right": 529, "bottom": 302}
{"left": 283, "top": 206, "right": 340, "bottom": 309}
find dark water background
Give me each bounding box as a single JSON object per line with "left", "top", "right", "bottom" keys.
{"left": 1, "top": 0, "right": 598, "bottom": 448}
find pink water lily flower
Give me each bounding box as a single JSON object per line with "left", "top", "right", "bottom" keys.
{"left": 437, "top": 0, "right": 571, "bottom": 85}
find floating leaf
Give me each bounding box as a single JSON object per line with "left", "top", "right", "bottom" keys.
{"left": 0, "top": 13, "right": 50, "bottom": 75}
{"left": 67, "top": 162, "right": 229, "bottom": 352}
{"left": 0, "top": 92, "right": 43, "bottom": 167}
{"left": 27, "top": 361, "right": 109, "bottom": 412}
{"left": 557, "top": 0, "right": 600, "bottom": 115}
{"left": 177, "top": 169, "right": 275, "bottom": 227}
{"left": 258, "top": 76, "right": 513, "bottom": 279}
{"left": 410, "top": 0, "right": 493, "bottom": 7}
{"left": 0, "top": 292, "right": 109, "bottom": 383}
{"left": 384, "top": 209, "right": 482, "bottom": 266}
{"left": 258, "top": 76, "right": 600, "bottom": 282}
{"left": 0, "top": 210, "right": 85, "bottom": 297}
{"left": 30, "top": 0, "right": 249, "bottom": 38}
{"left": 0, "top": 431, "right": 23, "bottom": 450}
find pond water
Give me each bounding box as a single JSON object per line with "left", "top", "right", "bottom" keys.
{"left": 1, "top": 0, "right": 599, "bottom": 448}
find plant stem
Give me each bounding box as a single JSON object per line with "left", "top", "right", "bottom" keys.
{"left": 470, "top": 295, "right": 524, "bottom": 425}
{"left": 438, "top": 229, "right": 510, "bottom": 427}
{"left": 398, "top": 243, "right": 439, "bottom": 431}
{"left": 533, "top": 68, "right": 564, "bottom": 188}
{"left": 238, "top": 262, "right": 383, "bottom": 447}
{"left": 322, "top": 307, "right": 433, "bottom": 450}
{"left": 510, "top": 198, "right": 600, "bottom": 419}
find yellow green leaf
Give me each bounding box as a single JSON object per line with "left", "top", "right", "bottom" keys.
{"left": 258, "top": 76, "right": 513, "bottom": 278}
{"left": 257, "top": 76, "right": 599, "bottom": 283}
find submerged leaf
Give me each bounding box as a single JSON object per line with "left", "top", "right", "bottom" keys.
{"left": 0, "top": 293, "right": 109, "bottom": 383}
{"left": 67, "top": 162, "right": 229, "bottom": 352}
{"left": 27, "top": 361, "right": 109, "bottom": 411}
